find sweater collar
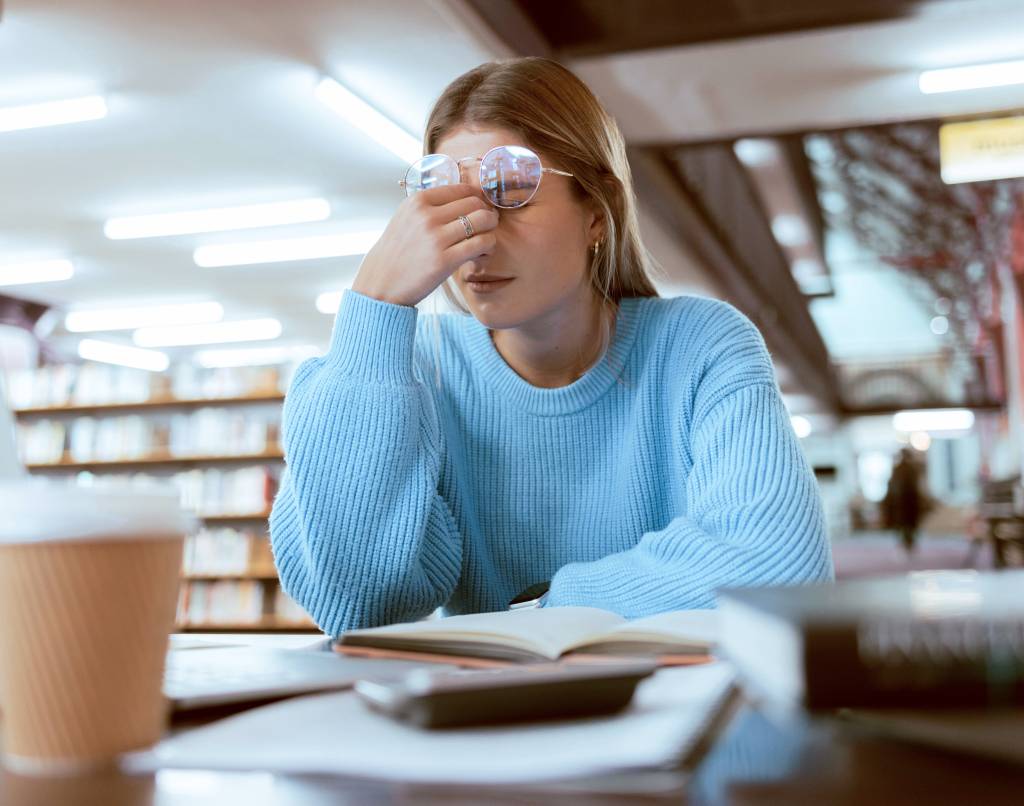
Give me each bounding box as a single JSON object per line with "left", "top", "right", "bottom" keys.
{"left": 463, "top": 297, "right": 644, "bottom": 416}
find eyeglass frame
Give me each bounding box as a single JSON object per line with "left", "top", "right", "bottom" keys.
{"left": 398, "top": 144, "right": 575, "bottom": 209}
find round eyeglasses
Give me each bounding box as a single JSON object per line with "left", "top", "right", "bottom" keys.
{"left": 399, "top": 145, "right": 574, "bottom": 209}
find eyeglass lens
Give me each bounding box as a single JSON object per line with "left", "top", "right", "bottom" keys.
{"left": 403, "top": 146, "right": 543, "bottom": 209}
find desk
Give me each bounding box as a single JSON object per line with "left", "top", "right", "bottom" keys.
{"left": 3, "top": 634, "right": 1024, "bottom": 805}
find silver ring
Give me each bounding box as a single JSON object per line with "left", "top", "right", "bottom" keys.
{"left": 458, "top": 214, "right": 474, "bottom": 240}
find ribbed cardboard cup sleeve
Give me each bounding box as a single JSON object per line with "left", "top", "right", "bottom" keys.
{"left": 0, "top": 536, "right": 183, "bottom": 774}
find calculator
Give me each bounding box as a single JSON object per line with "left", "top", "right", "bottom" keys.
{"left": 352, "top": 660, "right": 657, "bottom": 729}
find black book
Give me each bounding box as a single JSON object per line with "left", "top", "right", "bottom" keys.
{"left": 718, "top": 570, "right": 1024, "bottom": 710}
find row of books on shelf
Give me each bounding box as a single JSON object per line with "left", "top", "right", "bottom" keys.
{"left": 176, "top": 580, "right": 312, "bottom": 627}
{"left": 17, "top": 409, "right": 280, "bottom": 464}
{"left": 4, "top": 362, "right": 299, "bottom": 409}
{"left": 183, "top": 527, "right": 275, "bottom": 577}
{"left": 78, "top": 467, "right": 277, "bottom": 518}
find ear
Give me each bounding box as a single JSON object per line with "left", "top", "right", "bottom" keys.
{"left": 584, "top": 200, "right": 606, "bottom": 246}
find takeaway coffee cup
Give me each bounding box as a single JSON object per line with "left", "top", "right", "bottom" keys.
{"left": 0, "top": 480, "right": 191, "bottom": 775}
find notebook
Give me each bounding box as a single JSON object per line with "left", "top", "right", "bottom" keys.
{"left": 335, "top": 606, "right": 717, "bottom": 663}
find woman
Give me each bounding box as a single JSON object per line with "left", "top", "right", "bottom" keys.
{"left": 270, "top": 57, "right": 832, "bottom": 635}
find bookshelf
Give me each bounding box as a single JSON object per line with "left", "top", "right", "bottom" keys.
{"left": 6, "top": 361, "right": 318, "bottom": 633}
{"left": 13, "top": 392, "right": 285, "bottom": 417}
{"left": 25, "top": 448, "right": 285, "bottom": 472}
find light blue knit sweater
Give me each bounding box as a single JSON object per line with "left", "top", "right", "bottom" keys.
{"left": 269, "top": 290, "right": 833, "bottom": 636}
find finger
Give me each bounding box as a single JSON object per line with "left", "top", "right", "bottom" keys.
{"left": 442, "top": 231, "right": 497, "bottom": 271}
{"left": 439, "top": 208, "right": 499, "bottom": 248}
{"left": 415, "top": 182, "right": 483, "bottom": 207}
{"left": 434, "top": 192, "right": 490, "bottom": 221}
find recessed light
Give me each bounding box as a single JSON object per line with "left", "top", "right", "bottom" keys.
{"left": 733, "top": 138, "right": 776, "bottom": 167}
{"left": 315, "top": 77, "right": 422, "bottom": 163}
{"left": 771, "top": 215, "right": 809, "bottom": 247}
{"left": 194, "top": 345, "right": 321, "bottom": 368}
{"left": 315, "top": 290, "right": 348, "bottom": 314}
{"left": 194, "top": 230, "right": 383, "bottom": 268}
{"left": 920, "top": 59, "right": 1024, "bottom": 94}
{"left": 0, "top": 96, "right": 107, "bottom": 133}
{"left": 0, "top": 259, "right": 74, "bottom": 287}
{"left": 790, "top": 415, "right": 812, "bottom": 439}
{"left": 66, "top": 302, "right": 224, "bottom": 333}
{"left": 133, "top": 319, "right": 282, "bottom": 348}
{"left": 78, "top": 339, "right": 169, "bottom": 372}
{"left": 893, "top": 408, "right": 974, "bottom": 433}
{"left": 104, "top": 199, "right": 331, "bottom": 239}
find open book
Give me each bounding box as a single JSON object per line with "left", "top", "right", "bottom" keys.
{"left": 335, "top": 606, "right": 717, "bottom": 663}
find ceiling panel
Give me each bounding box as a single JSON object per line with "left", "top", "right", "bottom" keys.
{"left": 511, "top": 0, "right": 956, "bottom": 57}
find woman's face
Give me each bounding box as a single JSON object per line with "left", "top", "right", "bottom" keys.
{"left": 435, "top": 125, "right": 603, "bottom": 331}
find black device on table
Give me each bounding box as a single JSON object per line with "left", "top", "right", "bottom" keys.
{"left": 353, "top": 659, "right": 657, "bottom": 728}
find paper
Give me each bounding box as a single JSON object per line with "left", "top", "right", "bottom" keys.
{"left": 344, "top": 606, "right": 627, "bottom": 659}
{"left": 168, "top": 633, "right": 328, "bottom": 652}
{"left": 611, "top": 609, "right": 718, "bottom": 642}
{"left": 124, "top": 663, "right": 736, "bottom": 784}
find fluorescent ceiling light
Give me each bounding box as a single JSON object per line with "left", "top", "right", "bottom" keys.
{"left": 133, "top": 318, "right": 282, "bottom": 348}
{"left": 78, "top": 339, "right": 169, "bottom": 372}
{"left": 920, "top": 59, "right": 1024, "bottom": 94}
{"left": 316, "top": 290, "right": 348, "bottom": 314}
{"left": 104, "top": 198, "right": 331, "bottom": 240}
{"left": 790, "top": 415, "right": 812, "bottom": 439}
{"left": 0, "top": 95, "right": 107, "bottom": 133}
{"left": 892, "top": 408, "right": 975, "bottom": 433}
{"left": 0, "top": 259, "right": 74, "bottom": 287}
{"left": 194, "top": 230, "right": 383, "bottom": 268}
{"left": 791, "top": 259, "right": 824, "bottom": 283}
{"left": 770, "top": 215, "right": 809, "bottom": 247}
{"left": 66, "top": 301, "right": 224, "bottom": 333}
{"left": 819, "top": 190, "right": 847, "bottom": 214}
{"left": 910, "top": 431, "right": 932, "bottom": 451}
{"left": 733, "top": 138, "right": 776, "bottom": 167}
{"left": 195, "top": 344, "right": 321, "bottom": 368}
{"left": 315, "top": 77, "right": 421, "bottom": 163}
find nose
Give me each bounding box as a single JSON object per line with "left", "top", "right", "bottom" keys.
{"left": 456, "top": 162, "right": 490, "bottom": 205}
{"left": 457, "top": 160, "right": 479, "bottom": 190}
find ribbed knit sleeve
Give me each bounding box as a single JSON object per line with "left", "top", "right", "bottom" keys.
{"left": 545, "top": 307, "right": 833, "bottom": 615}
{"left": 269, "top": 290, "right": 462, "bottom": 635}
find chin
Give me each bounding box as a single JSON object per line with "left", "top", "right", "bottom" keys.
{"left": 470, "top": 308, "right": 520, "bottom": 330}
{"left": 466, "top": 300, "right": 530, "bottom": 331}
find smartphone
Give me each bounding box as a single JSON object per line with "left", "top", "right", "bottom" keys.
{"left": 353, "top": 660, "right": 656, "bottom": 729}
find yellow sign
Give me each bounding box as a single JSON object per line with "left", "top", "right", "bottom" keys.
{"left": 939, "top": 115, "right": 1024, "bottom": 184}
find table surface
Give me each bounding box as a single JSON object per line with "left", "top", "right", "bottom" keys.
{"left": 3, "top": 633, "right": 1024, "bottom": 805}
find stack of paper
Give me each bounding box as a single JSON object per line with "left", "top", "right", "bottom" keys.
{"left": 125, "top": 663, "right": 736, "bottom": 784}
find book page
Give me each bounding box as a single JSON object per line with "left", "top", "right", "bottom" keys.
{"left": 341, "top": 606, "right": 626, "bottom": 660}
{"left": 564, "top": 609, "right": 718, "bottom": 655}
{"left": 127, "top": 664, "right": 738, "bottom": 784}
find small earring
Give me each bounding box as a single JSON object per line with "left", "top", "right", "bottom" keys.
{"left": 592, "top": 242, "right": 600, "bottom": 256}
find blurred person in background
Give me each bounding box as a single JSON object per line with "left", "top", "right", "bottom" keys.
{"left": 883, "top": 447, "right": 929, "bottom": 553}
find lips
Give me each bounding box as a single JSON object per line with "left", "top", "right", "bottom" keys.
{"left": 465, "top": 275, "right": 512, "bottom": 282}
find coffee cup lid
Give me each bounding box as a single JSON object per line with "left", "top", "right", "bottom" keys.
{"left": 0, "top": 479, "right": 195, "bottom": 544}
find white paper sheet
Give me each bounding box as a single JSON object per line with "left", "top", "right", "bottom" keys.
{"left": 124, "top": 663, "right": 736, "bottom": 785}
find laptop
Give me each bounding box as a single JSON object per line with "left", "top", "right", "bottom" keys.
{"left": 0, "top": 379, "right": 451, "bottom": 712}
{"left": 163, "top": 643, "right": 454, "bottom": 712}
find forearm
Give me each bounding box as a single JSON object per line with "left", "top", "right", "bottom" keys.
{"left": 546, "top": 507, "right": 831, "bottom": 616}
{"left": 269, "top": 291, "right": 462, "bottom": 634}
{"left": 547, "top": 383, "right": 833, "bottom": 616}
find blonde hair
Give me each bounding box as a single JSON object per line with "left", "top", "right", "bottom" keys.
{"left": 424, "top": 57, "right": 660, "bottom": 366}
